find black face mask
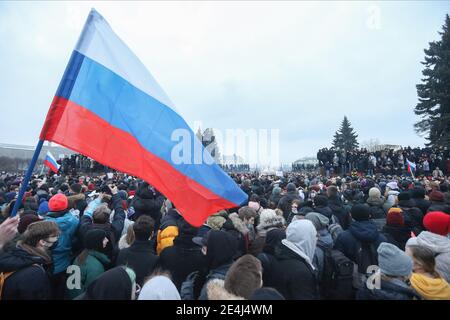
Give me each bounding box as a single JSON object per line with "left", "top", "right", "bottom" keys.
{"left": 46, "top": 239, "right": 59, "bottom": 251}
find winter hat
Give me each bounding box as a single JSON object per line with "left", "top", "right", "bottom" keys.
{"left": 84, "top": 229, "right": 107, "bottom": 251}
{"left": 386, "top": 208, "right": 405, "bottom": 226}
{"left": 423, "top": 211, "right": 450, "bottom": 236}
{"left": 206, "top": 215, "right": 227, "bottom": 230}
{"left": 387, "top": 182, "right": 399, "bottom": 190}
{"left": 286, "top": 183, "right": 296, "bottom": 192}
{"left": 18, "top": 213, "right": 42, "bottom": 234}
{"left": 429, "top": 191, "right": 444, "bottom": 202}
{"left": 368, "top": 187, "right": 381, "bottom": 199}
{"left": 397, "top": 192, "right": 411, "bottom": 202}
{"left": 272, "top": 187, "right": 281, "bottom": 195}
{"left": 48, "top": 194, "right": 68, "bottom": 212}
{"left": 248, "top": 201, "right": 261, "bottom": 212}
{"left": 138, "top": 276, "right": 181, "bottom": 300}
{"left": 250, "top": 287, "right": 285, "bottom": 300}
{"left": 257, "top": 209, "right": 285, "bottom": 232}
{"left": 377, "top": 242, "right": 413, "bottom": 277}
{"left": 350, "top": 204, "right": 371, "bottom": 221}
{"left": 305, "top": 212, "right": 329, "bottom": 231}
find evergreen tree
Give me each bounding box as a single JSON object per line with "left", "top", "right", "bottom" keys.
{"left": 414, "top": 14, "right": 450, "bottom": 148}
{"left": 332, "top": 116, "right": 359, "bottom": 151}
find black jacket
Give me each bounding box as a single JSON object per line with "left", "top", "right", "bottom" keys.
{"left": 356, "top": 279, "right": 421, "bottom": 300}
{"left": 159, "top": 234, "right": 207, "bottom": 291}
{"left": 427, "top": 202, "right": 450, "bottom": 214}
{"left": 334, "top": 220, "right": 387, "bottom": 264}
{"left": 397, "top": 200, "right": 424, "bottom": 235}
{"left": 0, "top": 246, "right": 52, "bottom": 300}
{"left": 328, "top": 196, "right": 352, "bottom": 229}
{"left": 382, "top": 225, "right": 411, "bottom": 250}
{"left": 412, "top": 198, "right": 431, "bottom": 215}
{"left": 270, "top": 245, "right": 319, "bottom": 300}
{"left": 115, "top": 240, "right": 159, "bottom": 286}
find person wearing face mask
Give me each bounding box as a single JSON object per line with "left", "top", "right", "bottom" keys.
{"left": 66, "top": 229, "right": 111, "bottom": 299}
{"left": 0, "top": 221, "right": 60, "bottom": 300}
{"left": 44, "top": 193, "right": 79, "bottom": 299}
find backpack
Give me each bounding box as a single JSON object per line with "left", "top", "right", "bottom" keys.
{"left": 328, "top": 218, "right": 344, "bottom": 242}
{"left": 180, "top": 270, "right": 199, "bottom": 300}
{"left": 317, "top": 243, "right": 354, "bottom": 300}
{"left": 0, "top": 264, "right": 40, "bottom": 300}
{"left": 353, "top": 241, "right": 378, "bottom": 290}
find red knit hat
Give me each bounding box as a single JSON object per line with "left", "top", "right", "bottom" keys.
{"left": 49, "top": 194, "right": 68, "bottom": 212}
{"left": 423, "top": 211, "right": 450, "bottom": 236}
{"left": 386, "top": 208, "right": 404, "bottom": 226}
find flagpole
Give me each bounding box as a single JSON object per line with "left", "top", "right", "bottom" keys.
{"left": 11, "top": 140, "right": 45, "bottom": 217}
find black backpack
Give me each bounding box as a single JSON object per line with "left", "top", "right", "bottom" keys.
{"left": 353, "top": 241, "right": 378, "bottom": 290}
{"left": 317, "top": 243, "right": 354, "bottom": 300}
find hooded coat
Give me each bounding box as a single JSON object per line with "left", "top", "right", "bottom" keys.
{"left": 138, "top": 276, "right": 181, "bottom": 300}
{"left": 198, "top": 231, "right": 238, "bottom": 300}
{"left": 270, "top": 220, "right": 319, "bottom": 300}
{"left": 159, "top": 233, "right": 207, "bottom": 291}
{"left": 0, "top": 245, "right": 52, "bottom": 300}
{"left": 406, "top": 232, "right": 450, "bottom": 283}
{"left": 77, "top": 266, "right": 133, "bottom": 300}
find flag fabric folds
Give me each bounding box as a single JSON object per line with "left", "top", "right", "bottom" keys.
{"left": 44, "top": 151, "right": 60, "bottom": 173}
{"left": 39, "top": 9, "right": 247, "bottom": 226}
{"left": 406, "top": 159, "right": 416, "bottom": 174}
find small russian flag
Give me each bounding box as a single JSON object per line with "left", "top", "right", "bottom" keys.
{"left": 406, "top": 159, "right": 416, "bottom": 174}
{"left": 44, "top": 151, "right": 60, "bottom": 173}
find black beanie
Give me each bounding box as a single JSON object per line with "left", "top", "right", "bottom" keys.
{"left": 351, "top": 204, "right": 371, "bottom": 221}
{"left": 397, "top": 192, "right": 411, "bottom": 201}
{"left": 84, "top": 229, "right": 107, "bottom": 251}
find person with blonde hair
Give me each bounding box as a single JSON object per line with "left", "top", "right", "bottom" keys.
{"left": 406, "top": 245, "right": 450, "bottom": 300}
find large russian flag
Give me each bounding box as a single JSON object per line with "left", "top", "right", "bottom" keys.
{"left": 40, "top": 9, "right": 247, "bottom": 226}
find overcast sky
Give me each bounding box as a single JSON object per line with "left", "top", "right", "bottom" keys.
{"left": 0, "top": 1, "right": 448, "bottom": 164}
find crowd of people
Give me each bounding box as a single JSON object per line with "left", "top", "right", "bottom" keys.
{"left": 317, "top": 146, "right": 450, "bottom": 177}
{"left": 0, "top": 159, "right": 450, "bottom": 300}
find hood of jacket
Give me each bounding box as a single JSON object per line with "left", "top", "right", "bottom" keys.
{"left": 349, "top": 220, "right": 381, "bottom": 243}
{"left": 407, "top": 231, "right": 450, "bottom": 254}
{"left": 206, "top": 279, "right": 245, "bottom": 300}
{"left": 206, "top": 230, "right": 238, "bottom": 270}
{"left": 228, "top": 213, "right": 249, "bottom": 236}
{"left": 367, "top": 197, "right": 385, "bottom": 207}
{"left": 0, "top": 246, "right": 47, "bottom": 272}
{"left": 410, "top": 273, "right": 450, "bottom": 300}
{"left": 281, "top": 219, "right": 317, "bottom": 269}
{"left": 365, "top": 278, "right": 421, "bottom": 300}
{"left": 398, "top": 199, "right": 417, "bottom": 208}
{"left": 314, "top": 206, "right": 333, "bottom": 219}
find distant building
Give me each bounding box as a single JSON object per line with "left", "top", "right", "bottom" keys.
{"left": 0, "top": 143, "right": 75, "bottom": 172}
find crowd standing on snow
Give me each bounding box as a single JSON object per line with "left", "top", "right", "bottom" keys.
{"left": 0, "top": 154, "right": 450, "bottom": 300}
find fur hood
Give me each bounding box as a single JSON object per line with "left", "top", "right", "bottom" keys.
{"left": 206, "top": 279, "right": 245, "bottom": 300}
{"left": 228, "top": 213, "right": 249, "bottom": 236}
{"left": 256, "top": 214, "right": 285, "bottom": 237}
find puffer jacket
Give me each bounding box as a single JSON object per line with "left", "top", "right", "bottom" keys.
{"left": 406, "top": 232, "right": 450, "bottom": 283}
{"left": 156, "top": 209, "right": 181, "bottom": 255}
